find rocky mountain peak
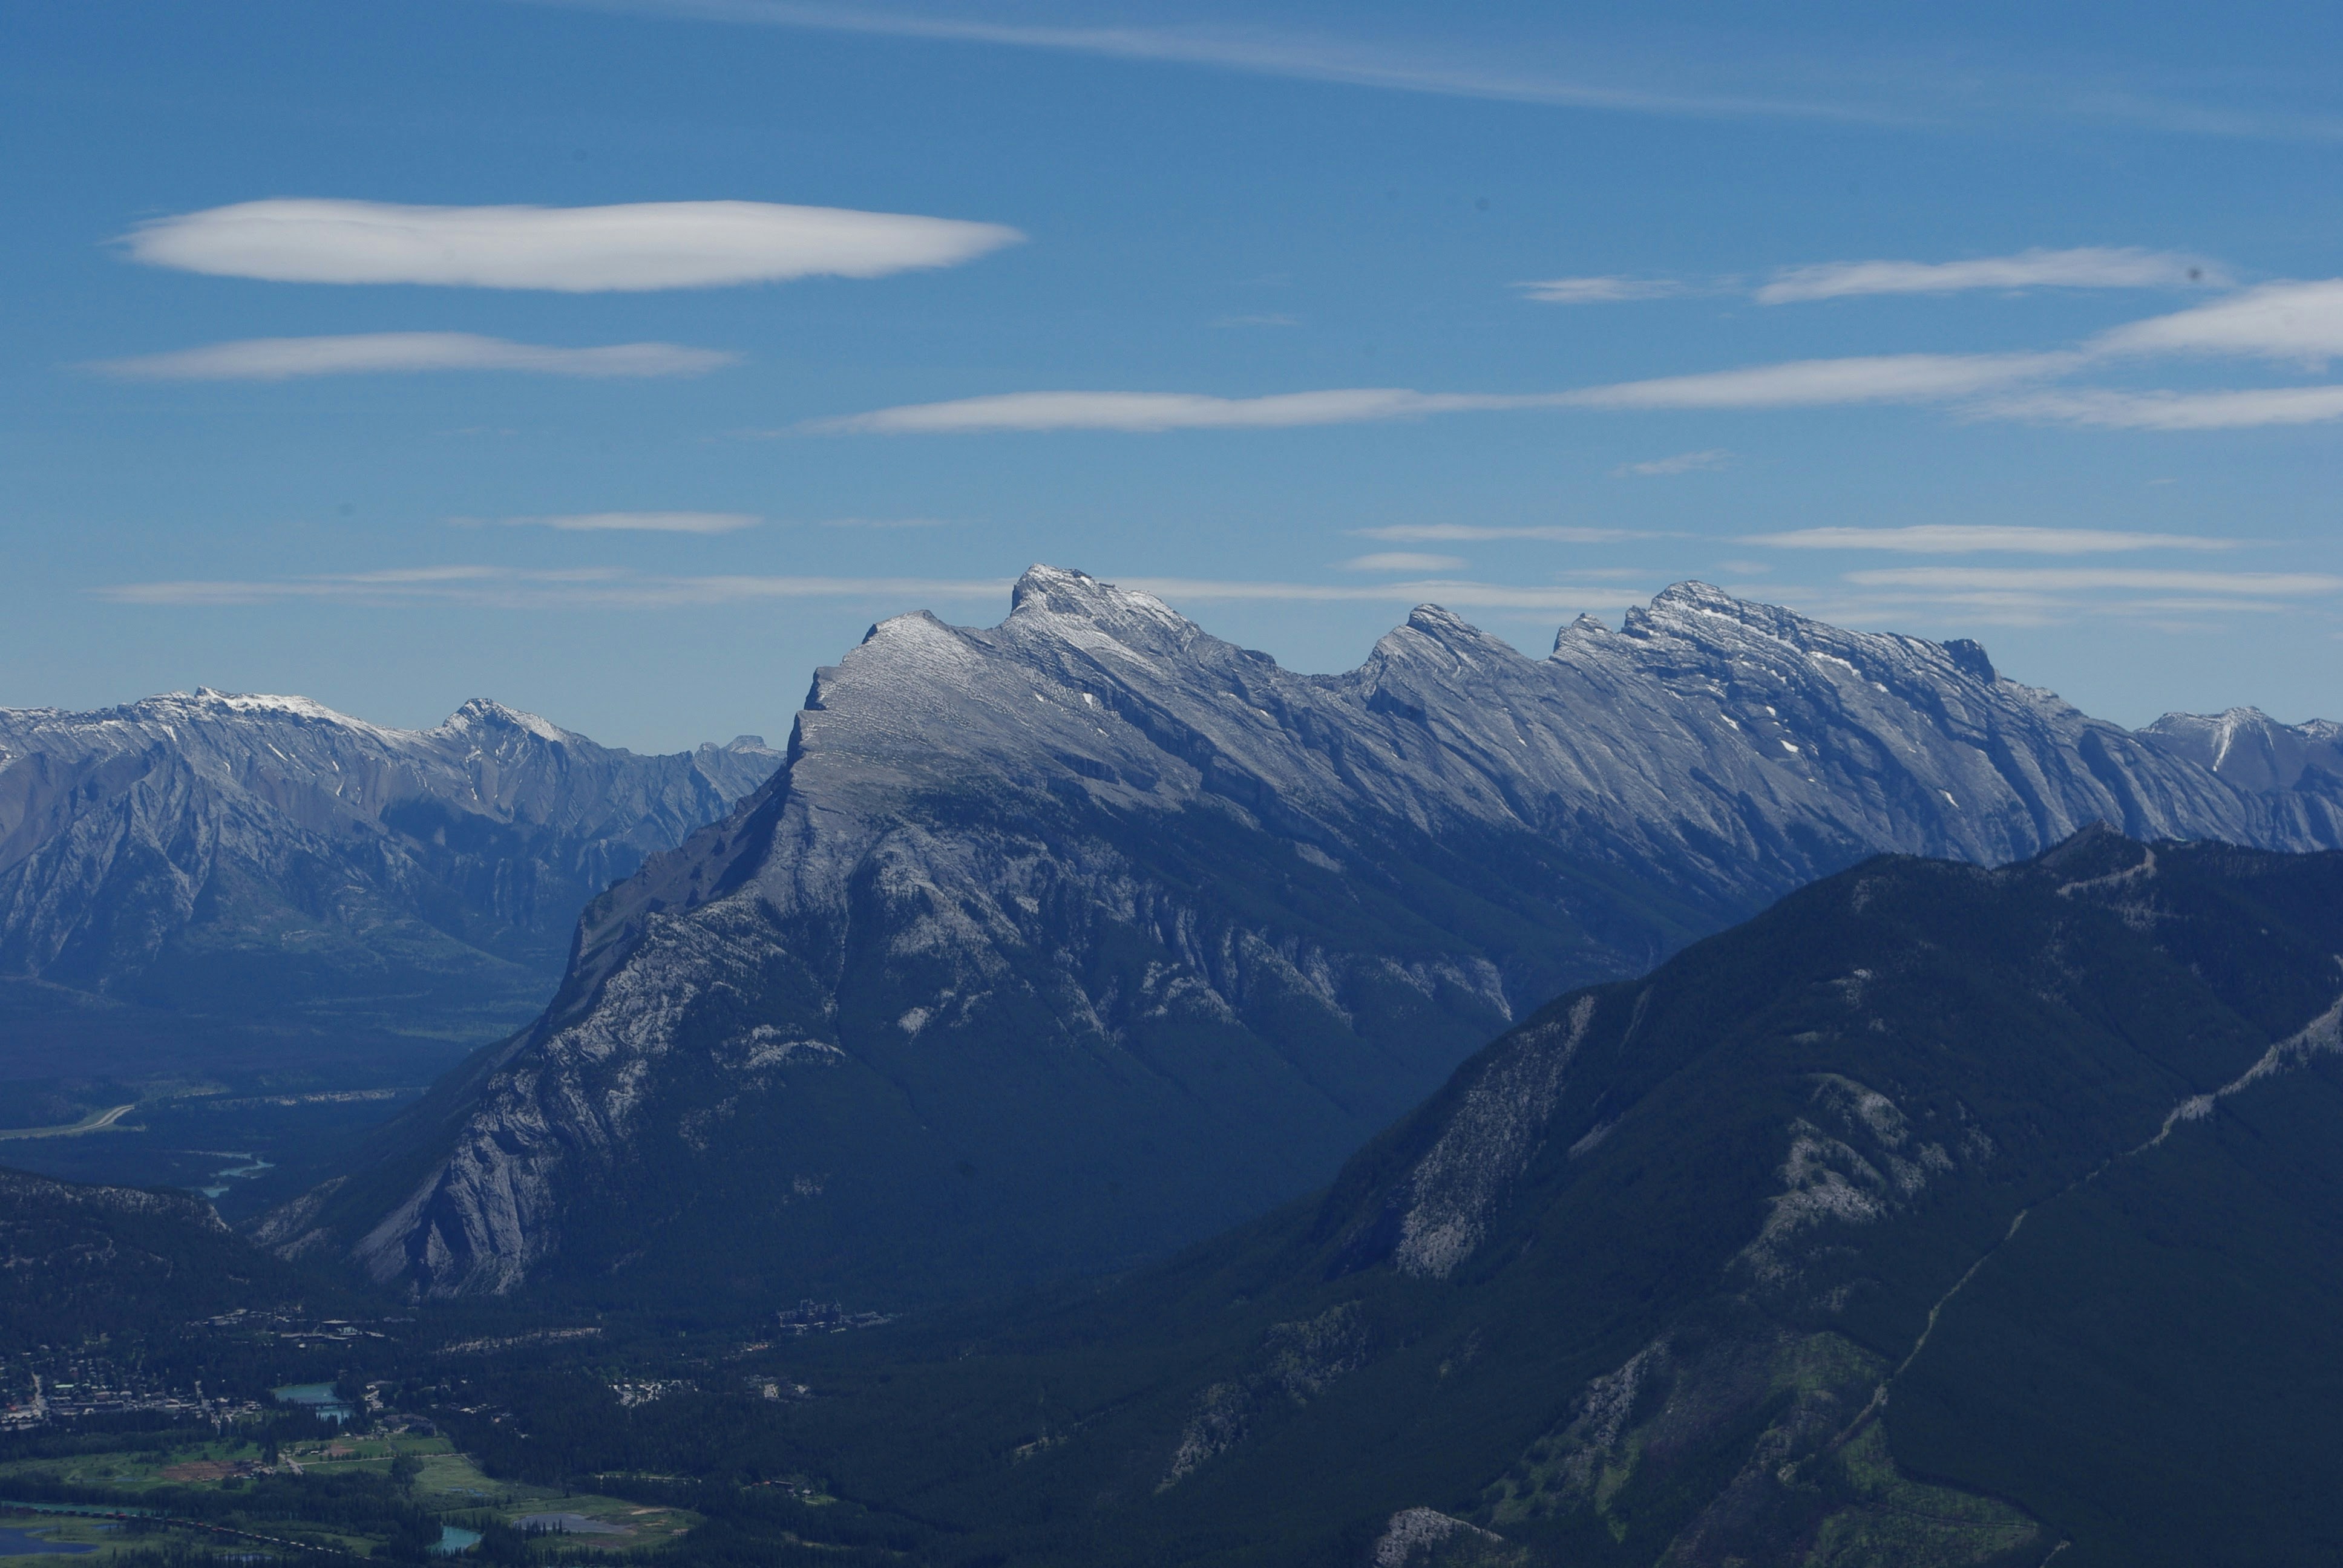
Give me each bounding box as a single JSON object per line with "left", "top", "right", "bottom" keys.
{"left": 310, "top": 570, "right": 2343, "bottom": 1307}
{"left": 1006, "top": 563, "right": 1202, "bottom": 656}
{"left": 2140, "top": 704, "right": 2343, "bottom": 791}
{"left": 152, "top": 687, "right": 383, "bottom": 731}
{"left": 439, "top": 697, "right": 573, "bottom": 743}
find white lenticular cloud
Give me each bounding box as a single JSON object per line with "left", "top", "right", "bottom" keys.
{"left": 804, "top": 387, "right": 1542, "bottom": 433}
{"left": 1844, "top": 566, "right": 2343, "bottom": 596}
{"left": 1340, "top": 552, "right": 1468, "bottom": 572}
{"left": 1757, "top": 247, "right": 2227, "bottom": 305}
{"left": 1748, "top": 525, "right": 2241, "bottom": 554}
{"left": 2088, "top": 279, "right": 2343, "bottom": 362}
{"left": 1980, "top": 385, "right": 2343, "bottom": 429}
{"left": 122, "top": 199, "right": 1024, "bottom": 292}
{"left": 91, "top": 333, "right": 735, "bottom": 380}
{"left": 1516, "top": 275, "right": 1686, "bottom": 304}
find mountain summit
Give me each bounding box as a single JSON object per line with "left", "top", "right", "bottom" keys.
{"left": 293, "top": 570, "right": 2342, "bottom": 1304}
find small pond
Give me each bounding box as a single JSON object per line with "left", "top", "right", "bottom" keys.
{"left": 0, "top": 1528, "right": 95, "bottom": 1558}
{"left": 427, "top": 1526, "right": 480, "bottom": 1557}
{"left": 270, "top": 1383, "right": 355, "bottom": 1425}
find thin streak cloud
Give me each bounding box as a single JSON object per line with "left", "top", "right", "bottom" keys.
{"left": 1516, "top": 276, "right": 1689, "bottom": 304}
{"left": 1340, "top": 552, "right": 1468, "bottom": 572}
{"left": 1614, "top": 448, "right": 1732, "bottom": 476}
{"left": 805, "top": 356, "right": 2070, "bottom": 434}
{"left": 1110, "top": 578, "right": 1653, "bottom": 610}
{"left": 1843, "top": 567, "right": 2343, "bottom": 595}
{"left": 98, "top": 566, "right": 1648, "bottom": 615}
{"left": 1757, "top": 247, "right": 2227, "bottom": 304}
{"left": 1748, "top": 525, "right": 2242, "bottom": 554}
{"left": 1354, "top": 525, "right": 1648, "bottom": 543}
{"left": 97, "top": 569, "right": 1018, "bottom": 609}
{"left": 1567, "top": 353, "right": 2074, "bottom": 408}
{"left": 1979, "top": 385, "right": 2343, "bottom": 429}
{"left": 801, "top": 388, "right": 1544, "bottom": 434}
{"left": 468, "top": 512, "right": 763, "bottom": 534}
{"left": 88, "top": 333, "right": 736, "bottom": 381}
{"left": 123, "top": 199, "right": 1023, "bottom": 292}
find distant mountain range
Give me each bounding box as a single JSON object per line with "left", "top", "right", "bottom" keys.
{"left": 724, "top": 829, "right": 2343, "bottom": 1568}
{"left": 0, "top": 691, "right": 778, "bottom": 1085}
{"left": 274, "top": 567, "right": 2343, "bottom": 1307}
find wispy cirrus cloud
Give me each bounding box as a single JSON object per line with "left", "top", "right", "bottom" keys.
{"left": 523, "top": 0, "right": 1881, "bottom": 125}
{"left": 123, "top": 198, "right": 1022, "bottom": 292}
{"left": 1747, "top": 525, "right": 2242, "bottom": 554}
{"left": 88, "top": 333, "right": 735, "bottom": 381}
{"left": 460, "top": 511, "right": 762, "bottom": 534}
{"left": 517, "top": 0, "right": 2343, "bottom": 142}
{"left": 1613, "top": 448, "right": 1732, "bottom": 476}
{"left": 1755, "top": 246, "right": 2227, "bottom": 304}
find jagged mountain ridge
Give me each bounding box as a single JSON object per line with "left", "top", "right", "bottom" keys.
{"left": 0, "top": 689, "right": 779, "bottom": 1072}
{"left": 732, "top": 832, "right": 2343, "bottom": 1568}
{"left": 313, "top": 567, "right": 2343, "bottom": 1303}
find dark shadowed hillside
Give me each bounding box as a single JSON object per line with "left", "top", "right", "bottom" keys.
{"left": 650, "top": 831, "right": 2343, "bottom": 1568}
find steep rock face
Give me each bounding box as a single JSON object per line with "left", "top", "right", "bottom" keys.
{"left": 324, "top": 568, "right": 2343, "bottom": 1302}
{"left": 0, "top": 690, "right": 779, "bottom": 1058}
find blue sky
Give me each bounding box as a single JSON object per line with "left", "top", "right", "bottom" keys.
{"left": 4, "top": 1, "right": 2339, "bottom": 751}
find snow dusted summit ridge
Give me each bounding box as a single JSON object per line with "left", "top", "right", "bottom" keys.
{"left": 319, "top": 567, "right": 2342, "bottom": 1303}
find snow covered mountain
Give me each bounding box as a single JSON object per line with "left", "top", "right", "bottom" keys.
{"left": 300, "top": 567, "right": 2343, "bottom": 1302}
{"left": 0, "top": 690, "right": 779, "bottom": 1076}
